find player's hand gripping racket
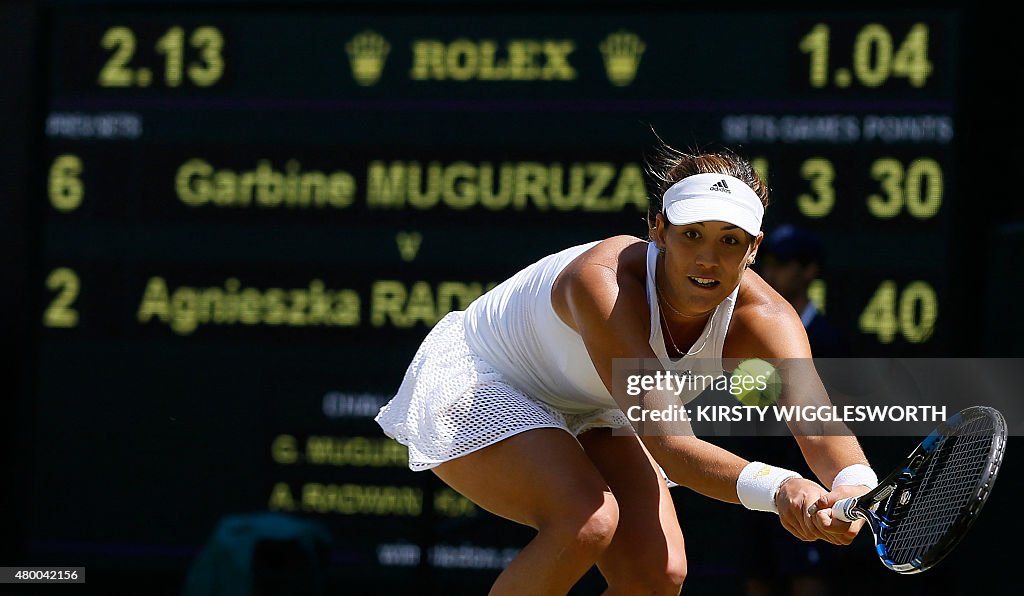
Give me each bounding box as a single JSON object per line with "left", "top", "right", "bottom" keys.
{"left": 818, "top": 406, "right": 1006, "bottom": 574}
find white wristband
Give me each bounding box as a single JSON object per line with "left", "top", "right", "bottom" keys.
{"left": 736, "top": 461, "right": 802, "bottom": 514}
{"left": 832, "top": 463, "right": 878, "bottom": 489}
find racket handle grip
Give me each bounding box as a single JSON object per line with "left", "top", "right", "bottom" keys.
{"left": 832, "top": 496, "right": 860, "bottom": 523}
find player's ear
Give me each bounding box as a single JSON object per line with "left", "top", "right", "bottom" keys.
{"left": 751, "top": 231, "right": 764, "bottom": 252}
{"left": 803, "top": 261, "right": 820, "bottom": 281}
{"left": 747, "top": 232, "right": 764, "bottom": 265}
{"left": 652, "top": 213, "right": 667, "bottom": 251}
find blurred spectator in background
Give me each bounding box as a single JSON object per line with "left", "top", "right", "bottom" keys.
{"left": 757, "top": 224, "right": 849, "bottom": 358}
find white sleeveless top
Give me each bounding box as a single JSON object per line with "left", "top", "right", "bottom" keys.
{"left": 463, "top": 241, "right": 739, "bottom": 413}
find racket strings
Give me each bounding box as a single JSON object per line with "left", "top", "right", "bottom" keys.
{"left": 881, "top": 414, "right": 996, "bottom": 565}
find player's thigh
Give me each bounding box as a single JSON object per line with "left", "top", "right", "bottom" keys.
{"left": 432, "top": 427, "right": 614, "bottom": 530}
{"left": 578, "top": 429, "right": 686, "bottom": 576}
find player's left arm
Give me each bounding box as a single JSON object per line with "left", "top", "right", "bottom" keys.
{"left": 726, "top": 276, "right": 872, "bottom": 543}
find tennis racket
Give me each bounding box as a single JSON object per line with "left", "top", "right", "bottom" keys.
{"left": 824, "top": 406, "right": 1006, "bottom": 574}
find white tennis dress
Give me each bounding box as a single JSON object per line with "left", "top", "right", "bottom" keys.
{"left": 375, "top": 241, "right": 739, "bottom": 471}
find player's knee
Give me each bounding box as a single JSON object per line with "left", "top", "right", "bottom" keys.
{"left": 666, "top": 557, "right": 687, "bottom": 592}
{"left": 543, "top": 492, "right": 619, "bottom": 555}
{"left": 573, "top": 492, "right": 619, "bottom": 553}
{"left": 608, "top": 570, "right": 686, "bottom": 595}
{"left": 606, "top": 551, "right": 687, "bottom": 594}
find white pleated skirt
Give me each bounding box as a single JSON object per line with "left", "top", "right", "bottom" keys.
{"left": 375, "top": 311, "right": 632, "bottom": 471}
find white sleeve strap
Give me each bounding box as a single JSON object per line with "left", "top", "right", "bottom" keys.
{"left": 736, "top": 461, "right": 801, "bottom": 514}
{"left": 832, "top": 463, "right": 878, "bottom": 489}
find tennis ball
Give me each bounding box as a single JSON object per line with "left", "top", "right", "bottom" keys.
{"left": 730, "top": 358, "right": 782, "bottom": 407}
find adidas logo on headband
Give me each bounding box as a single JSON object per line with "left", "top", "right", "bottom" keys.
{"left": 662, "top": 173, "right": 763, "bottom": 235}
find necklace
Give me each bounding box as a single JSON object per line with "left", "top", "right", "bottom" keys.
{"left": 658, "top": 306, "right": 686, "bottom": 357}
{"left": 657, "top": 302, "right": 718, "bottom": 358}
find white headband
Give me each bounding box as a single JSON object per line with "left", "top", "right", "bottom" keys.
{"left": 662, "top": 173, "right": 764, "bottom": 236}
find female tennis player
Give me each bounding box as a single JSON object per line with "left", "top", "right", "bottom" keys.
{"left": 376, "top": 146, "right": 877, "bottom": 595}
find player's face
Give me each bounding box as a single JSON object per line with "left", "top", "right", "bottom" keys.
{"left": 657, "top": 218, "right": 761, "bottom": 315}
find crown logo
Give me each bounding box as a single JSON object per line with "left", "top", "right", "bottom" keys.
{"left": 346, "top": 30, "right": 390, "bottom": 86}
{"left": 599, "top": 31, "right": 645, "bottom": 87}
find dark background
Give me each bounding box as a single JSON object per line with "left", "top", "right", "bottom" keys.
{"left": 2, "top": 1, "right": 1022, "bottom": 594}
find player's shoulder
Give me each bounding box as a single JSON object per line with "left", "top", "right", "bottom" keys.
{"left": 726, "top": 271, "right": 810, "bottom": 358}
{"left": 734, "top": 271, "right": 795, "bottom": 319}
{"left": 582, "top": 234, "right": 648, "bottom": 261}
{"left": 561, "top": 235, "right": 648, "bottom": 281}
{"left": 552, "top": 235, "right": 649, "bottom": 323}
